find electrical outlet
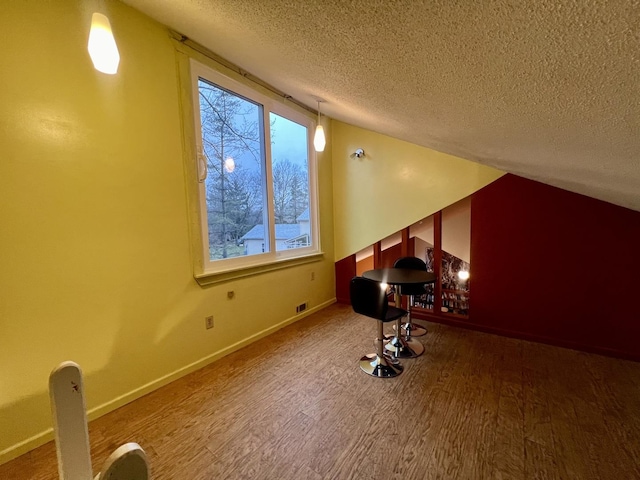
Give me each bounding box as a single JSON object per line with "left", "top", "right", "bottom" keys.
{"left": 205, "top": 316, "right": 214, "bottom": 329}
{"left": 296, "top": 302, "right": 308, "bottom": 314}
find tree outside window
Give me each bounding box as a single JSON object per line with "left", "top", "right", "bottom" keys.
{"left": 196, "top": 78, "right": 312, "bottom": 262}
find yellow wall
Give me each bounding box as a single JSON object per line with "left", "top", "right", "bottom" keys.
{"left": 0, "top": 1, "right": 336, "bottom": 463}
{"left": 331, "top": 122, "right": 505, "bottom": 260}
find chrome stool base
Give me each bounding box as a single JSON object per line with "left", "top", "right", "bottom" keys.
{"left": 359, "top": 353, "right": 404, "bottom": 378}
{"left": 384, "top": 335, "right": 425, "bottom": 358}
{"left": 407, "top": 323, "right": 427, "bottom": 337}
{"left": 395, "top": 322, "right": 428, "bottom": 337}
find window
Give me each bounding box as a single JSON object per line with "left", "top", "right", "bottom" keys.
{"left": 190, "top": 59, "right": 319, "bottom": 276}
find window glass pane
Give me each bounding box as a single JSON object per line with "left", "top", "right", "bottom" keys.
{"left": 355, "top": 245, "right": 374, "bottom": 276}
{"left": 441, "top": 197, "right": 471, "bottom": 316}
{"left": 269, "top": 112, "right": 311, "bottom": 252}
{"left": 197, "top": 78, "right": 268, "bottom": 260}
{"left": 410, "top": 215, "right": 435, "bottom": 311}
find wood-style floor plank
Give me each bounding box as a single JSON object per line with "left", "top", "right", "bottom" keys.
{"left": 2, "top": 303, "right": 640, "bottom": 479}
{"left": 522, "top": 343, "right": 560, "bottom": 480}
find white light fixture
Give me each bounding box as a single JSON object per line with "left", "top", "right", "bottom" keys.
{"left": 88, "top": 13, "right": 120, "bottom": 75}
{"left": 313, "top": 101, "right": 326, "bottom": 152}
{"left": 458, "top": 270, "right": 470, "bottom": 281}
{"left": 224, "top": 157, "right": 235, "bottom": 173}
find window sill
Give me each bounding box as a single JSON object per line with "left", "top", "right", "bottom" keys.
{"left": 194, "top": 252, "right": 325, "bottom": 286}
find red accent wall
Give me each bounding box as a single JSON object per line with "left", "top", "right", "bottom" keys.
{"left": 381, "top": 243, "right": 403, "bottom": 268}
{"left": 470, "top": 174, "right": 640, "bottom": 360}
{"left": 335, "top": 255, "right": 356, "bottom": 304}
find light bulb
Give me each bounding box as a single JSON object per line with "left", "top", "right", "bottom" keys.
{"left": 458, "top": 270, "right": 470, "bottom": 281}
{"left": 88, "top": 13, "right": 120, "bottom": 74}
{"left": 314, "top": 125, "right": 326, "bottom": 152}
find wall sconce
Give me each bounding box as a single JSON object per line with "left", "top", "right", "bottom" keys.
{"left": 88, "top": 13, "right": 120, "bottom": 74}
{"left": 313, "top": 101, "right": 326, "bottom": 152}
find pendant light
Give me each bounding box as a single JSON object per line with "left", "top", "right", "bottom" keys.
{"left": 224, "top": 157, "right": 235, "bottom": 173}
{"left": 313, "top": 101, "right": 326, "bottom": 152}
{"left": 88, "top": 13, "right": 120, "bottom": 74}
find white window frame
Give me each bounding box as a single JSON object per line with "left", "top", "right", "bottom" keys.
{"left": 190, "top": 59, "right": 321, "bottom": 278}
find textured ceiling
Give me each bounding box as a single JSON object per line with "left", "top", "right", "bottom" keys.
{"left": 123, "top": 0, "right": 640, "bottom": 211}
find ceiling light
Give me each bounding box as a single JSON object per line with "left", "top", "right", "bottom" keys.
{"left": 88, "top": 13, "right": 120, "bottom": 74}
{"left": 313, "top": 101, "right": 326, "bottom": 152}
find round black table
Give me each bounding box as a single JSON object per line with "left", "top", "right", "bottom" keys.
{"left": 362, "top": 268, "right": 436, "bottom": 286}
{"left": 362, "top": 268, "right": 436, "bottom": 358}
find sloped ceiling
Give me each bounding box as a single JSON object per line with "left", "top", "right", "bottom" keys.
{"left": 123, "top": 0, "right": 640, "bottom": 211}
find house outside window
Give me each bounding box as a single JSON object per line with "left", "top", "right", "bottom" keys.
{"left": 190, "top": 59, "right": 320, "bottom": 275}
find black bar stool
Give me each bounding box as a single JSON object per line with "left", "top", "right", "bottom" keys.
{"left": 393, "top": 256, "right": 429, "bottom": 337}
{"left": 350, "top": 276, "right": 406, "bottom": 378}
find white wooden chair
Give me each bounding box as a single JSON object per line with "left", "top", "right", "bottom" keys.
{"left": 49, "top": 361, "right": 150, "bottom": 480}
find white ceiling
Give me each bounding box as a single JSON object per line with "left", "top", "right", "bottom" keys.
{"left": 123, "top": 0, "right": 640, "bottom": 211}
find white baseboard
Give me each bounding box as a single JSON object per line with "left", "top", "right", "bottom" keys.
{"left": 0, "top": 297, "right": 336, "bottom": 466}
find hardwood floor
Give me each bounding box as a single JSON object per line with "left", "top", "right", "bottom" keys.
{"left": 3, "top": 303, "right": 640, "bottom": 479}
